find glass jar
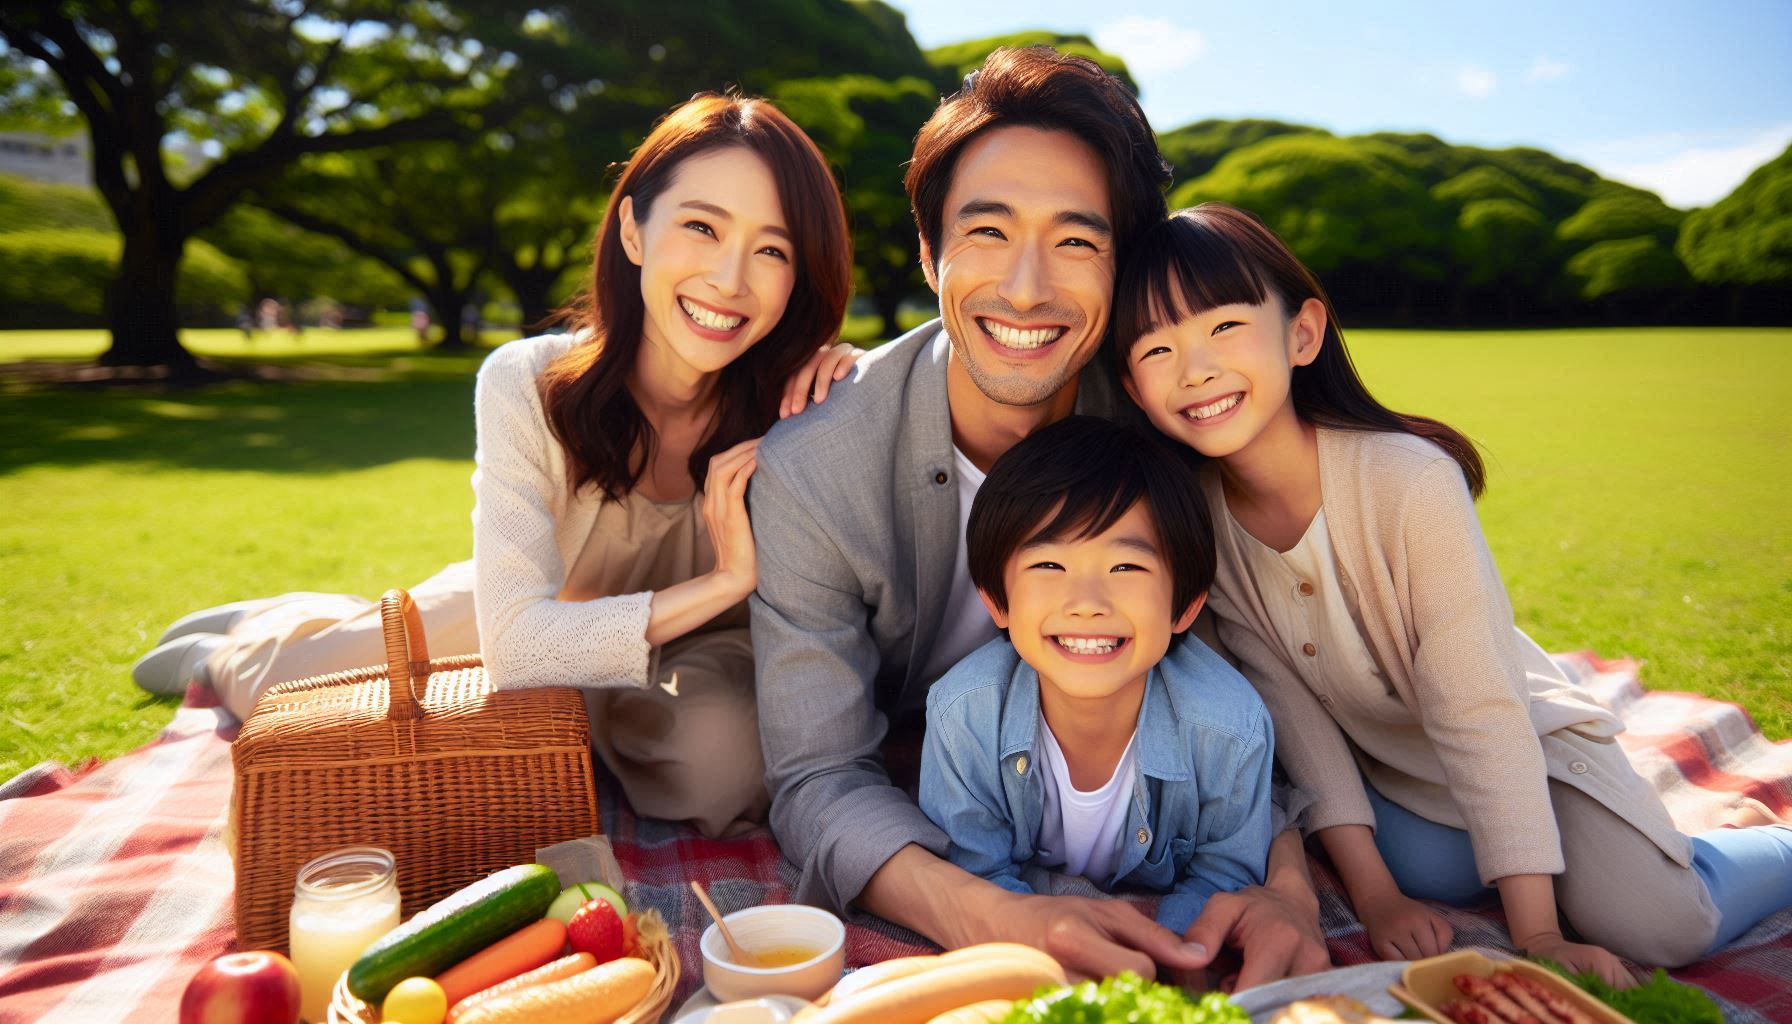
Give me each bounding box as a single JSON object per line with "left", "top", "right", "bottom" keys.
{"left": 289, "top": 846, "right": 402, "bottom": 1023}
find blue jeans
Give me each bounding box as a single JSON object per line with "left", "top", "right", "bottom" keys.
{"left": 1363, "top": 780, "right": 1792, "bottom": 954}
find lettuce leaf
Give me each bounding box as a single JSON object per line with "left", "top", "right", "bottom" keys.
{"left": 1535, "top": 960, "right": 1723, "bottom": 1024}
{"left": 1001, "top": 972, "right": 1249, "bottom": 1024}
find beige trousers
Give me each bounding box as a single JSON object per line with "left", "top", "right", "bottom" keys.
{"left": 1549, "top": 780, "right": 1720, "bottom": 966}
{"left": 208, "top": 562, "right": 767, "bottom": 839}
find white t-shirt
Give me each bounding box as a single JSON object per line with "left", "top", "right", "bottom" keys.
{"left": 1035, "top": 713, "right": 1138, "bottom": 883}
{"left": 918, "top": 446, "right": 1000, "bottom": 683}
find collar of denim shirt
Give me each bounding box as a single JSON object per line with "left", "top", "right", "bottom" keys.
{"left": 994, "top": 652, "right": 1195, "bottom": 784}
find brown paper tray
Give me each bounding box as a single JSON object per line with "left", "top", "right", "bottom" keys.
{"left": 1389, "top": 949, "right": 1635, "bottom": 1024}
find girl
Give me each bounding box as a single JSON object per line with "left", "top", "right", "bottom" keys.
{"left": 1111, "top": 202, "right": 1792, "bottom": 985}
{"left": 134, "top": 93, "right": 857, "bottom": 838}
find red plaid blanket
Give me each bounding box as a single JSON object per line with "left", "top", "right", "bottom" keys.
{"left": 2, "top": 654, "right": 1787, "bottom": 1024}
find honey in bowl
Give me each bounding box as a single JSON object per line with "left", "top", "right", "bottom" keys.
{"left": 739, "top": 945, "right": 820, "bottom": 969}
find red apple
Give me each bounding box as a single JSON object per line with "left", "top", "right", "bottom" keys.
{"left": 179, "top": 950, "right": 301, "bottom": 1024}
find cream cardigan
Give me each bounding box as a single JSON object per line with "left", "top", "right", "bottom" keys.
{"left": 471, "top": 333, "right": 659, "bottom": 691}
{"left": 1201, "top": 427, "right": 1690, "bottom": 883}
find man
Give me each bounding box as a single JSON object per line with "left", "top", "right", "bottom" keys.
{"left": 750, "top": 46, "right": 1331, "bottom": 986}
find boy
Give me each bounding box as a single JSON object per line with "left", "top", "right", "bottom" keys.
{"left": 919, "top": 416, "right": 1276, "bottom": 939}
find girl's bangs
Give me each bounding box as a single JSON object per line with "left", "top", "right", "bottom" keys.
{"left": 1115, "top": 211, "right": 1272, "bottom": 349}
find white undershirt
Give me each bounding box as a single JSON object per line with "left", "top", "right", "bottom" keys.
{"left": 919, "top": 446, "right": 999, "bottom": 683}
{"left": 1035, "top": 713, "right": 1138, "bottom": 883}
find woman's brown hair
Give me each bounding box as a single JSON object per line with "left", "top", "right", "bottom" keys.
{"left": 542, "top": 93, "right": 851, "bottom": 499}
{"left": 1112, "top": 203, "right": 1486, "bottom": 496}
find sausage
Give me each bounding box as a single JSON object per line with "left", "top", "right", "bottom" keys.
{"left": 1443, "top": 999, "right": 1499, "bottom": 1024}
{"left": 1454, "top": 974, "right": 1541, "bottom": 1024}
{"left": 805, "top": 954, "right": 1065, "bottom": 1024}
{"left": 1508, "top": 972, "right": 1598, "bottom": 1024}
{"left": 1491, "top": 971, "right": 1566, "bottom": 1024}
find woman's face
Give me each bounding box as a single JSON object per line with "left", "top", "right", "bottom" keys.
{"left": 620, "top": 146, "right": 796, "bottom": 382}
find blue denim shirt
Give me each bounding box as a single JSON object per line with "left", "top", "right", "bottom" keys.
{"left": 919, "top": 636, "right": 1275, "bottom": 936}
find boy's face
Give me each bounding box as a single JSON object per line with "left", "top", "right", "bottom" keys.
{"left": 979, "top": 501, "right": 1203, "bottom": 703}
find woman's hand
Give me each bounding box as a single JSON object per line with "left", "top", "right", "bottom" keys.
{"left": 702, "top": 437, "right": 760, "bottom": 602}
{"left": 1521, "top": 933, "right": 1640, "bottom": 990}
{"left": 780, "top": 341, "right": 861, "bottom": 418}
{"left": 1359, "top": 892, "right": 1453, "bottom": 962}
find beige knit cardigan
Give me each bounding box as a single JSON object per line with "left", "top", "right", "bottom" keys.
{"left": 1201, "top": 427, "right": 1690, "bottom": 884}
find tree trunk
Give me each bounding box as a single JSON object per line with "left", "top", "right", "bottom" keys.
{"left": 100, "top": 230, "right": 197, "bottom": 373}
{"left": 426, "top": 286, "right": 473, "bottom": 350}
{"left": 874, "top": 283, "right": 905, "bottom": 341}
{"left": 501, "top": 265, "right": 558, "bottom": 334}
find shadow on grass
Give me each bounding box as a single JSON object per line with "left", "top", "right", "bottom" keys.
{"left": 0, "top": 348, "right": 490, "bottom": 474}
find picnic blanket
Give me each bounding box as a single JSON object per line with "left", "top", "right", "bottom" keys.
{"left": 2, "top": 653, "right": 1788, "bottom": 1024}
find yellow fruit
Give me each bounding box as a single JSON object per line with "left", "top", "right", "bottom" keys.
{"left": 383, "top": 976, "right": 449, "bottom": 1024}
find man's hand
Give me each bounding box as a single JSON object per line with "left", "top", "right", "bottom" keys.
{"left": 1000, "top": 893, "right": 1210, "bottom": 982}
{"left": 1183, "top": 885, "right": 1331, "bottom": 991}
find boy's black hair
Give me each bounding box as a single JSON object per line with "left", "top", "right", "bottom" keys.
{"left": 967, "top": 416, "right": 1214, "bottom": 627}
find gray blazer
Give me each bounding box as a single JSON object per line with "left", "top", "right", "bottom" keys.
{"left": 748, "top": 318, "right": 1118, "bottom": 911}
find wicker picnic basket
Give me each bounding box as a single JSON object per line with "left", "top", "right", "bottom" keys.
{"left": 230, "top": 588, "right": 602, "bottom": 954}
{"left": 324, "top": 909, "right": 680, "bottom": 1024}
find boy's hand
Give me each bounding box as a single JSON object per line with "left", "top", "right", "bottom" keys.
{"left": 1360, "top": 892, "right": 1453, "bottom": 961}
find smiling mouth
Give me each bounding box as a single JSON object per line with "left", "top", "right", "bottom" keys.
{"left": 680, "top": 297, "right": 745, "bottom": 333}
{"left": 1052, "top": 635, "right": 1128, "bottom": 656}
{"left": 1181, "top": 392, "right": 1242, "bottom": 421}
{"left": 977, "top": 317, "right": 1066, "bottom": 351}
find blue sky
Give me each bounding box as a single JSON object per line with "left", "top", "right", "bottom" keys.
{"left": 886, "top": 0, "right": 1792, "bottom": 208}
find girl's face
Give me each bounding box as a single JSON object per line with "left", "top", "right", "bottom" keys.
{"left": 1121, "top": 293, "right": 1325, "bottom": 460}
{"left": 619, "top": 146, "right": 796, "bottom": 382}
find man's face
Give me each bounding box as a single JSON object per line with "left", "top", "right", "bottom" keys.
{"left": 929, "top": 126, "right": 1115, "bottom": 408}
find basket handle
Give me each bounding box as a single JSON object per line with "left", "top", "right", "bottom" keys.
{"left": 380, "top": 588, "right": 432, "bottom": 721}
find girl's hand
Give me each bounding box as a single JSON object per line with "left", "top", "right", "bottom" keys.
{"left": 701, "top": 437, "right": 760, "bottom": 602}
{"left": 780, "top": 341, "right": 861, "bottom": 419}
{"left": 1359, "top": 892, "right": 1453, "bottom": 961}
{"left": 1522, "top": 933, "right": 1640, "bottom": 990}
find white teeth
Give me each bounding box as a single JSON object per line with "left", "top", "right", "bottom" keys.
{"left": 680, "top": 298, "right": 743, "bottom": 331}
{"left": 1186, "top": 393, "right": 1242, "bottom": 420}
{"left": 1055, "top": 636, "right": 1122, "bottom": 655}
{"left": 979, "top": 318, "right": 1064, "bottom": 350}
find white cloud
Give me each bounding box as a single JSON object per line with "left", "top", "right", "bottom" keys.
{"left": 1093, "top": 16, "right": 1205, "bottom": 75}
{"left": 1526, "top": 56, "right": 1572, "bottom": 82}
{"left": 1457, "top": 66, "right": 1496, "bottom": 98}
{"left": 1588, "top": 125, "right": 1792, "bottom": 207}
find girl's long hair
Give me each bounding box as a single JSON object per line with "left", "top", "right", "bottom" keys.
{"left": 542, "top": 93, "right": 851, "bottom": 499}
{"left": 1111, "top": 203, "right": 1485, "bottom": 496}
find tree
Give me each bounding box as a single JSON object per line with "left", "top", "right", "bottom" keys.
{"left": 1558, "top": 190, "right": 1682, "bottom": 246}
{"left": 1179, "top": 134, "right": 1449, "bottom": 319}
{"left": 1566, "top": 236, "right": 1691, "bottom": 306}
{"left": 925, "top": 31, "right": 1137, "bottom": 94}
{"left": 1157, "top": 118, "right": 1325, "bottom": 188}
{"left": 259, "top": 143, "right": 497, "bottom": 349}
{"left": 1678, "top": 142, "right": 1792, "bottom": 287}
{"left": 772, "top": 74, "right": 938, "bottom": 339}
{"left": 0, "top": 1, "right": 512, "bottom": 372}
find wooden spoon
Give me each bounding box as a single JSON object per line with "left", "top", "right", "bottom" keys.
{"left": 690, "top": 880, "right": 754, "bottom": 966}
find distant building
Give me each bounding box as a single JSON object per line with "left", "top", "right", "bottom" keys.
{"left": 0, "top": 131, "right": 90, "bottom": 186}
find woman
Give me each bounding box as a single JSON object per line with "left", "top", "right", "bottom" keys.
{"left": 135, "top": 93, "right": 856, "bottom": 838}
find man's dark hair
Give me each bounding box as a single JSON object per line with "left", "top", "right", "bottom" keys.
{"left": 904, "top": 46, "right": 1171, "bottom": 270}
{"left": 967, "top": 416, "right": 1214, "bottom": 628}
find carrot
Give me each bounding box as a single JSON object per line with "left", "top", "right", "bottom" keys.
{"left": 446, "top": 952, "right": 595, "bottom": 1024}
{"left": 453, "top": 957, "right": 656, "bottom": 1024}
{"left": 435, "top": 917, "right": 568, "bottom": 1007}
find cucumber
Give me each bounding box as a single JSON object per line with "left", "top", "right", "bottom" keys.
{"left": 346, "top": 863, "right": 560, "bottom": 1003}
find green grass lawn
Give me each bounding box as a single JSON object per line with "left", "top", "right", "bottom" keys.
{"left": 2, "top": 325, "right": 1788, "bottom": 781}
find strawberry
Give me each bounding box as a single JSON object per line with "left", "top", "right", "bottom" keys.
{"left": 567, "top": 896, "right": 626, "bottom": 963}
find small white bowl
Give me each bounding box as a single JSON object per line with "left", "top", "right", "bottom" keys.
{"left": 700, "top": 904, "right": 846, "bottom": 1003}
